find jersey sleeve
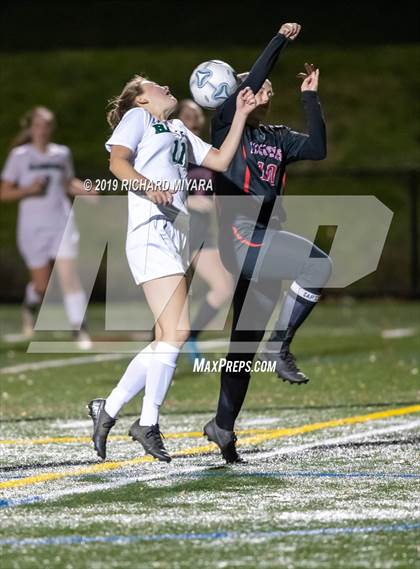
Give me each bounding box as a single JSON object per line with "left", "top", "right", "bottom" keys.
{"left": 217, "top": 33, "right": 288, "bottom": 126}
{"left": 183, "top": 126, "right": 212, "bottom": 166}
{"left": 105, "top": 108, "right": 150, "bottom": 153}
{"left": 63, "top": 147, "right": 75, "bottom": 179}
{"left": 278, "top": 92, "right": 327, "bottom": 163}
{"left": 1, "top": 149, "right": 21, "bottom": 184}
{"left": 280, "top": 128, "right": 309, "bottom": 164}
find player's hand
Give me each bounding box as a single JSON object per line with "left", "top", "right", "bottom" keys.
{"left": 279, "top": 23, "right": 301, "bottom": 40}
{"left": 24, "top": 177, "right": 46, "bottom": 196}
{"left": 147, "top": 186, "right": 173, "bottom": 205}
{"left": 297, "top": 63, "right": 319, "bottom": 92}
{"left": 236, "top": 87, "right": 257, "bottom": 116}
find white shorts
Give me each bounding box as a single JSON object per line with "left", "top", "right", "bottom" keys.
{"left": 126, "top": 217, "right": 189, "bottom": 285}
{"left": 17, "top": 220, "right": 79, "bottom": 269}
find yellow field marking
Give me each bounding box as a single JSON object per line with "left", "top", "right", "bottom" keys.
{"left": 0, "top": 427, "right": 277, "bottom": 446}
{"left": 0, "top": 433, "right": 201, "bottom": 446}
{"left": 1, "top": 404, "right": 419, "bottom": 491}
{"left": 238, "top": 404, "right": 420, "bottom": 446}
{"left": 176, "top": 404, "right": 420, "bottom": 457}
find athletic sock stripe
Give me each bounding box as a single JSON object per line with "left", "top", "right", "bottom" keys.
{"left": 291, "top": 281, "right": 320, "bottom": 303}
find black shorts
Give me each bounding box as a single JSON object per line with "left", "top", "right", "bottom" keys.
{"left": 219, "top": 223, "right": 330, "bottom": 289}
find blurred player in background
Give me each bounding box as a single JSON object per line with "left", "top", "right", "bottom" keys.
{"left": 88, "top": 76, "right": 256, "bottom": 463}
{"left": 204, "top": 24, "right": 332, "bottom": 462}
{"left": 0, "top": 106, "right": 93, "bottom": 349}
{"left": 177, "top": 99, "right": 233, "bottom": 360}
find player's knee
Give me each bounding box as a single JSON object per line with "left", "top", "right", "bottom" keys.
{"left": 315, "top": 254, "right": 333, "bottom": 284}
{"left": 176, "top": 328, "right": 190, "bottom": 345}
{"left": 311, "top": 258, "right": 332, "bottom": 288}
{"left": 304, "top": 250, "right": 333, "bottom": 288}
{"left": 160, "top": 327, "right": 190, "bottom": 346}
{"left": 34, "top": 285, "right": 47, "bottom": 297}
{"left": 154, "top": 325, "right": 163, "bottom": 342}
{"left": 209, "top": 283, "right": 233, "bottom": 307}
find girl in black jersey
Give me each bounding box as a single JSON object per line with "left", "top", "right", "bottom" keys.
{"left": 203, "top": 23, "right": 332, "bottom": 463}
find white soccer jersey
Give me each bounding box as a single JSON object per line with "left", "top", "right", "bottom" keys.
{"left": 1, "top": 143, "right": 78, "bottom": 268}
{"left": 1, "top": 143, "right": 75, "bottom": 230}
{"left": 105, "top": 107, "right": 212, "bottom": 232}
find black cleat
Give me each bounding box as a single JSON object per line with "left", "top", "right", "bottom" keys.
{"left": 128, "top": 421, "right": 172, "bottom": 463}
{"left": 203, "top": 417, "right": 245, "bottom": 464}
{"left": 87, "top": 398, "right": 116, "bottom": 460}
{"left": 261, "top": 350, "right": 309, "bottom": 384}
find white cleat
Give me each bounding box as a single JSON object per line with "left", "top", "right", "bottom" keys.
{"left": 74, "top": 329, "right": 93, "bottom": 350}
{"left": 21, "top": 305, "right": 35, "bottom": 339}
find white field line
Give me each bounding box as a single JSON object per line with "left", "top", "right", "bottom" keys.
{"left": 0, "top": 339, "right": 229, "bottom": 375}
{"left": 251, "top": 419, "right": 420, "bottom": 462}
{"left": 2, "top": 418, "right": 418, "bottom": 508}
{"left": 3, "top": 324, "right": 418, "bottom": 373}
{"left": 381, "top": 327, "right": 418, "bottom": 339}
{"left": 3, "top": 325, "right": 417, "bottom": 350}
{"left": 0, "top": 354, "right": 128, "bottom": 375}
{"left": 25, "top": 340, "right": 230, "bottom": 355}
{"left": 1, "top": 463, "right": 214, "bottom": 509}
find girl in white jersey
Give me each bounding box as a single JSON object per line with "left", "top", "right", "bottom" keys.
{"left": 88, "top": 75, "right": 256, "bottom": 462}
{"left": 0, "top": 107, "right": 93, "bottom": 348}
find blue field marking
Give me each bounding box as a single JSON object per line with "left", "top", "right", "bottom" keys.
{"left": 220, "top": 470, "right": 420, "bottom": 480}
{"left": 1, "top": 469, "right": 418, "bottom": 510}
{"left": 0, "top": 496, "right": 43, "bottom": 509}
{"left": 177, "top": 470, "right": 420, "bottom": 481}
{"left": 1, "top": 522, "right": 420, "bottom": 548}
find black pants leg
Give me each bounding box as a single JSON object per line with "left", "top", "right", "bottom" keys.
{"left": 255, "top": 230, "right": 332, "bottom": 353}
{"left": 215, "top": 229, "right": 332, "bottom": 430}
{"left": 215, "top": 276, "right": 279, "bottom": 431}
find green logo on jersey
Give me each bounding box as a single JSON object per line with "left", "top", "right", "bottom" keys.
{"left": 153, "top": 123, "right": 171, "bottom": 134}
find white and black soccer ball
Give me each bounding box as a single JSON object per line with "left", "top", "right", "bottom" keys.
{"left": 189, "top": 60, "right": 238, "bottom": 110}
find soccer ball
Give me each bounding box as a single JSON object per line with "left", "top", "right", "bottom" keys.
{"left": 189, "top": 60, "right": 238, "bottom": 110}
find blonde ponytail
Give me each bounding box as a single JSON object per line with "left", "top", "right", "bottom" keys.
{"left": 106, "top": 74, "right": 148, "bottom": 129}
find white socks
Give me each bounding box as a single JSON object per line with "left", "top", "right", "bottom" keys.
{"left": 24, "top": 282, "right": 42, "bottom": 306}
{"left": 139, "top": 342, "right": 180, "bottom": 426}
{"left": 104, "top": 342, "right": 180, "bottom": 424}
{"left": 104, "top": 344, "right": 153, "bottom": 418}
{"left": 63, "top": 290, "right": 87, "bottom": 328}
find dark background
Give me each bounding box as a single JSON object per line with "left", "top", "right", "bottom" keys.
{"left": 0, "top": 1, "right": 419, "bottom": 300}
{"left": 1, "top": 0, "right": 419, "bottom": 51}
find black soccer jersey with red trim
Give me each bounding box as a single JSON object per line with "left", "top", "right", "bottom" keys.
{"left": 210, "top": 33, "right": 326, "bottom": 232}
{"left": 212, "top": 92, "right": 326, "bottom": 233}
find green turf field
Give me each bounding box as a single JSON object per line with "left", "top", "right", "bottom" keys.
{"left": 1, "top": 300, "right": 419, "bottom": 568}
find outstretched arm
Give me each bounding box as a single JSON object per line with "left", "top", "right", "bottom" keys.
{"left": 203, "top": 87, "right": 256, "bottom": 172}
{"left": 282, "top": 65, "right": 326, "bottom": 163}
{"left": 296, "top": 66, "right": 326, "bottom": 160}
{"left": 218, "top": 23, "right": 301, "bottom": 125}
